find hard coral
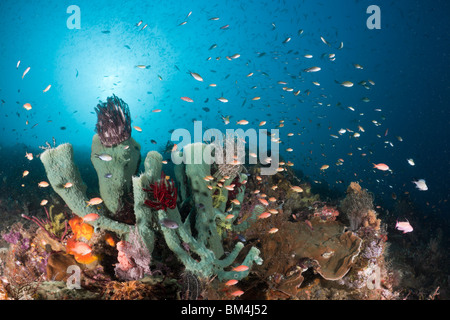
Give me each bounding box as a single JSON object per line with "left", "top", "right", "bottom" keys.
{"left": 95, "top": 94, "right": 132, "bottom": 147}
{"left": 143, "top": 171, "right": 177, "bottom": 211}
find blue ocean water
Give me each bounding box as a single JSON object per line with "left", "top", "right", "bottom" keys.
{"left": 0, "top": 0, "right": 449, "bottom": 291}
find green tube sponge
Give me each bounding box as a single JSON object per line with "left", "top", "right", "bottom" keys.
{"left": 40, "top": 143, "right": 129, "bottom": 236}
{"left": 90, "top": 134, "right": 141, "bottom": 216}
{"left": 183, "top": 142, "right": 223, "bottom": 258}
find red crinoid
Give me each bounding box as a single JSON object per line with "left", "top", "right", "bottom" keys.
{"left": 143, "top": 171, "right": 177, "bottom": 211}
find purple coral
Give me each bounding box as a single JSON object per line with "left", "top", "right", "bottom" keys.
{"left": 114, "top": 226, "right": 151, "bottom": 281}
{"left": 95, "top": 94, "right": 132, "bottom": 147}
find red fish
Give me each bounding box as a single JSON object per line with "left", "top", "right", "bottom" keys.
{"left": 232, "top": 265, "right": 249, "bottom": 272}
{"left": 305, "top": 220, "right": 314, "bottom": 231}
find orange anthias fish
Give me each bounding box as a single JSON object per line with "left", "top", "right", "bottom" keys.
{"left": 305, "top": 220, "right": 314, "bottom": 231}
{"left": 225, "top": 279, "right": 238, "bottom": 286}
{"left": 66, "top": 238, "right": 92, "bottom": 256}
{"left": 83, "top": 213, "right": 100, "bottom": 222}
{"left": 181, "top": 96, "right": 194, "bottom": 103}
{"left": 230, "top": 290, "right": 244, "bottom": 297}
{"left": 258, "top": 212, "right": 271, "bottom": 219}
{"left": 38, "top": 181, "right": 50, "bottom": 188}
{"left": 86, "top": 197, "right": 103, "bottom": 206}
{"left": 373, "top": 163, "right": 390, "bottom": 171}
{"left": 232, "top": 265, "right": 249, "bottom": 272}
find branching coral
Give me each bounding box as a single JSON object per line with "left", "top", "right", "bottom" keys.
{"left": 95, "top": 94, "right": 131, "bottom": 147}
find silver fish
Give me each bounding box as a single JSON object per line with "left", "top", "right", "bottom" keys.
{"left": 159, "top": 218, "right": 179, "bottom": 229}
{"left": 95, "top": 153, "right": 112, "bottom": 161}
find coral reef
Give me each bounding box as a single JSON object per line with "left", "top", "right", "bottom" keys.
{"left": 0, "top": 94, "right": 410, "bottom": 300}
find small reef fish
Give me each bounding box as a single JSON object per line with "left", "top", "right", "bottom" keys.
{"left": 258, "top": 198, "right": 269, "bottom": 206}
{"left": 38, "top": 181, "right": 50, "bottom": 188}
{"left": 25, "top": 152, "right": 33, "bottom": 160}
{"left": 232, "top": 265, "right": 249, "bottom": 272}
{"left": 86, "top": 197, "right": 103, "bottom": 206}
{"left": 412, "top": 179, "right": 428, "bottom": 191}
{"left": 181, "top": 96, "right": 194, "bottom": 103}
{"left": 133, "top": 126, "right": 142, "bottom": 132}
{"left": 225, "top": 279, "right": 238, "bottom": 286}
{"left": 304, "top": 66, "right": 321, "bottom": 72}
{"left": 136, "top": 65, "right": 151, "bottom": 69}
{"left": 221, "top": 115, "right": 230, "bottom": 125}
{"left": 40, "top": 199, "right": 48, "bottom": 206}
{"left": 16, "top": 60, "right": 20, "bottom": 69}
{"left": 95, "top": 153, "right": 113, "bottom": 161}
{"left": 320, "top": 165, "right": 329, "bottom": 171}
{"left": 104, "top": 173, "right": 112, "bottom": 179}
{"left": 373, "top": 163, "right": 390, "bottom": 171}
{"left": 22, "top": 170, "right": 29, "bottom": 177}
{"left": 22, "top": 67, "right": 30, "bottom": 79}
{"left": 230, "top": 290, "right": 244, "bottom": 297}
{"left": 236, "top": 120, "right": 249, "bottom": 125}
{"left": 230, "top": 199, "right": 240, "bottom": 205}
{"left": 258, "top": 212, "right": 271, "bottom": 219}
{"left": 43, "top": 85, "right": 51, "bottom": 93}
{"left": 189, "top": 71, "right": 203, "bottom": 82}
{"left": 69, "top": 241, "right": 92, "bottom": 256}
{"left": 63, "top": 182, "right": 73, "bottom": 189}
{"left": 217, "top": 97, "right": 228, "bottom": 103}
{"left": 305, "top": 220, "right": 314, "bottom": 231}
{"left": 159, "top": 218, "right": 179, "bottom": 229}
{"left": 340, "top": 81, "right": 354, "bottom": 87}
{"left": 83, "top": 213, "right": 100, "bottom": 222}
{"left": 23, "top": 103, "right": 32, "bottom": 111}
{"left": 320, "top": 36, "right": 330, "bottom": 46}
{"left": 268, "top": 228, "right": 279, "bottom": 234}
{"left": 291, "top": 186, "right": 303, "bottom": 193}
{"left": 407, "top": 158, "right": 415, "bottom": 166}
{"left": 395, "top": 220, "right": 413, "bottom": 234}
